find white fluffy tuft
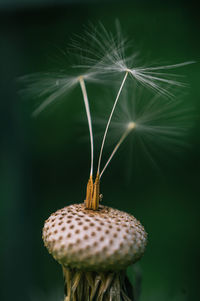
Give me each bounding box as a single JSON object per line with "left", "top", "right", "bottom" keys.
{"left": 19, "top": 24, "right": 193, "bottom": 177}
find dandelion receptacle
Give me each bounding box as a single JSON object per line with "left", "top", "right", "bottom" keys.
{"left": 21, "top": 24, "right": 193, "bottom": 301}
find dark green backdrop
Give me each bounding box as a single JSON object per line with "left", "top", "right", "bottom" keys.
{"left": 0, "top": 1, "right": 199, "bottom": 301}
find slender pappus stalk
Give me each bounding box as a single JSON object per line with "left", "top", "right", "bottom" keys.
{"left": 79, "top": 76, "right": 94, "bottom": 177}
{"left": 100, "top": 121, "right": 136, "bottom": 179}
{"left": 83, "top": 70, "right": 130, "bottom": 210}
{"left": 97, "top": 71, "right": 129, "bottom": 174}
{"left": 20, "top": 25, "right": 193, "bottom": 211}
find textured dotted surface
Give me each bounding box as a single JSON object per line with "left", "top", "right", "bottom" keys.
{"left": 42, "top": 204, "right": 147, "bottom": 271}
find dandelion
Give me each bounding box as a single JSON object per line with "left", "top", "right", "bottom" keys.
{"left": 21, "top": 24, "right": 193, "bottom": 301}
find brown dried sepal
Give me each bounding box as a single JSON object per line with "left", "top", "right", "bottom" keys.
{"left": 62, "top": 266, "right": 134, "bottom": 301}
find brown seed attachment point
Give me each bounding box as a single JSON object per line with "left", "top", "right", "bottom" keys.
{"left": 85, "top": 175, "right": 93, "bottom": 208}
{"left": 85, "top": 173, "right": 100, "bottom": 210}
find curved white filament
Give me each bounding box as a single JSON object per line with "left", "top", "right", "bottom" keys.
{"left": 79, "top": 77, "right": 94, "bottom": 176}
{"left": 97, "top": 71, "right": 128, "bottom": 174}
{"left": 100, "top": 122, "right": 136, "bottom": 178}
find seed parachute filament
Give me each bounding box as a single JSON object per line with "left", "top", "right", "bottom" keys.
{"left": 97, "top": 71, "right": 129, "bottom": 174}
{"left": 100, "top": 122, "right": 136, "bottom": 178}
{"left": 79, "top": 76, "right": 94, "bottom": 177}
{"left": 21, "top": 25, "right": 193, "bottom": 211}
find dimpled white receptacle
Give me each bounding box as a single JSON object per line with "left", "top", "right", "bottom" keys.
{"left": 43, "top": 204, "right": 147, "bottom": 301}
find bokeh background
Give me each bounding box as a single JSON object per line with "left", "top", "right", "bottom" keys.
{"left": 0, "top": 1, "right": 200, "bottom": 301}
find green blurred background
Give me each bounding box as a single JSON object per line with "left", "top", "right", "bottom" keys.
{"left": 0, "top": 1, "right": 200, "bottom": 301}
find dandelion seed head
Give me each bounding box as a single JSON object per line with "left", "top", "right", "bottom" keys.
{"left": 19, "top": 23, "right": 194, "bottom": 118}
{"left": 93, "top": 81, "right": 193, "bottom": 172}
{"left": 19, "top": 23, "right": 193, "bottom": 179}
{"left": 19, "top": 71, "right": 97, "bottom": 117}
{"left": 71, "top": 23, "right": 194, "bottom": 97}
{"left": 127, "top": 121, "right": 136, "bottom": 130}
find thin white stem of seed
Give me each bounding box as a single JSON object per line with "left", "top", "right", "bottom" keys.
{"left": 79, "top": 77, "right": 94, "bottom": 176}
{"left": 97, "top": 71, "right": 128, "bottom": 174}
{"left": 100, "top": 122, "right": 136, "bottom": 178}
